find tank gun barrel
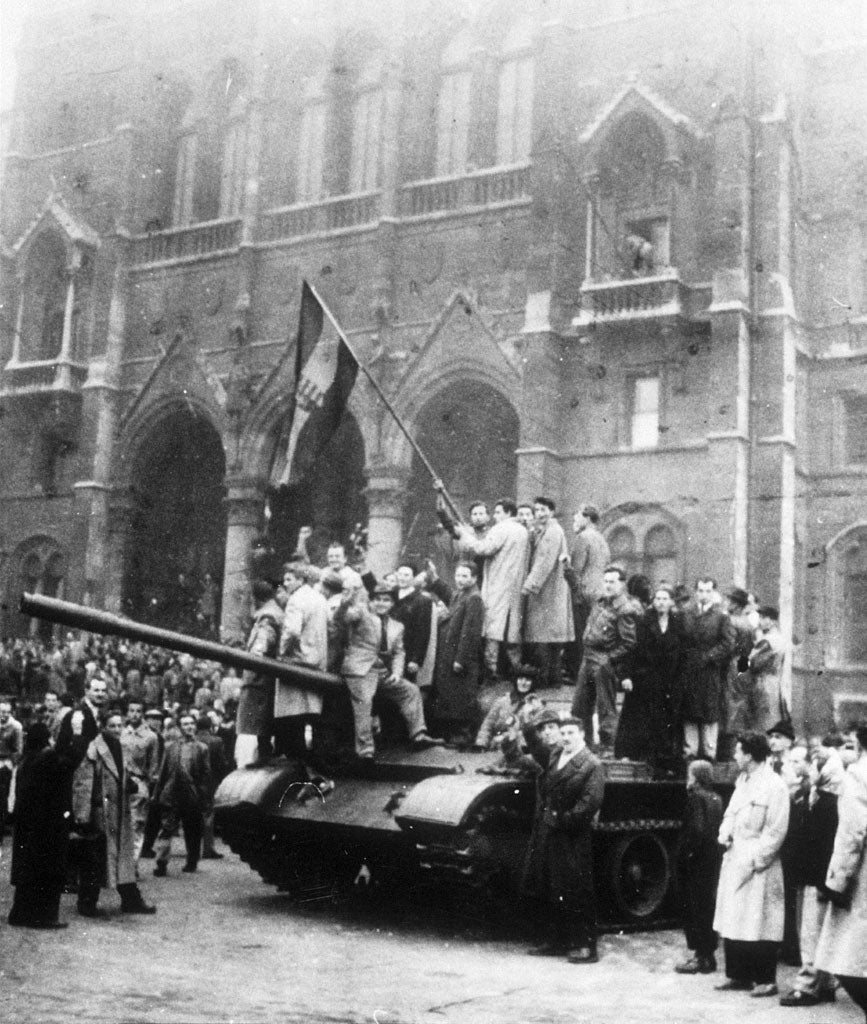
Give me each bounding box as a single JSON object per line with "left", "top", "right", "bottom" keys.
{"left": 18, "top": 592, "right": 343, "bottom": 692}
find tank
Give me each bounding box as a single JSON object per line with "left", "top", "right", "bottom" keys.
{"left": 21, "top": 592, "right": 735, "bottom": 928}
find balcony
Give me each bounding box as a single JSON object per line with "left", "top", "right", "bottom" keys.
{"left": 260, "top": 192, "right": 382, "bottom": 243}
{"left": 130, "top": 218, "right": 242, "bottom": 267}
{"left": 0, "top": 358, "right": 89, "bottom": 399}
{"left": 399, "top": 163, "right": 531, "bottom": 218}
{"left": 572, "top": 270, "right": 693, "bottom": 326}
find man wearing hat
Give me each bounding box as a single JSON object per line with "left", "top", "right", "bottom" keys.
{"left": 747, "top": 607, "right": 788, "bottom": 735}
{"left": 340, "top": 580, "right": 442, "bottom": 759}
{"left": 522, "top": 715, "right": 605, "bottom": 963}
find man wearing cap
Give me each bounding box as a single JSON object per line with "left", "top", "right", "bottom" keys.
{"left": 522, "top": 716, "right": 605, "bottom": 963}
{"left": 747, "top": 607, "right": 788, "bottom": 735}
{"left": 522, "top": 497, "right": 574, "bottom": 689}
{"left": 340, "top": 581, "right": 442, "bottom": 759}
{"left": 563, "top": 505, "right": 611, "bottom": 682}
{"left": 275, "top": 561, "right": 328, "bottom": 758}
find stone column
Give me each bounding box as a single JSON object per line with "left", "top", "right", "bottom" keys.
{"left": 105, "top": 491, "right": 135, "bottom": 615}
{"left": 364, "top": 467, "right": 410, "bottom": 577}
{"left": 220, "top": 476, "right": 266, "bottom": 643}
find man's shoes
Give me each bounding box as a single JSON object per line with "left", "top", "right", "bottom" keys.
{"left": 181, "top": 863, "right": 197, "bottom": 873}
{"left": 9, "top": 919, "right": 68, "bottom": 929}
{"left": 675, "top": 956, "right": 702, "bottom": 974}
{"left": 715, "top": 979, "right": 752, "bottom": 991}
{"left": 77, "top": 905, "right": 109, "bottom": 919}
{"left": 567, "top": 946, "right": 599, "bottom": 964}
{"left": 697, "top": 955, "right": 717, "bottom": 973}
{"left": 138, "top": 848, "right": 156, "bottom": 859}
{"left": 411, "top": 732, "right": 445, "bottom": 750}
{"left": 153, "top": 862, "right": 167, "bottom": 877}
{"left": 528, "top": 944, "right": 569, "bottom": 957}
{"left": 779, "top": 990, "right": 821, "bottom": 1007}
{"left": 121, "top": 901, "right": 157, "bottom": 915}
{"left": 750, "top": 983, "right": 779, "bottom": 998}
{"left": 201, "top": 851, "right": 224, "bottom": 860}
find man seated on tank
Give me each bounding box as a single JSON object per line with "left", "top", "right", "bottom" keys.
{"left": 339, "top": 580, "right": 443, "bottom": 760}
{"left": 521, "top": 715, "right": 605, "bottom": 963}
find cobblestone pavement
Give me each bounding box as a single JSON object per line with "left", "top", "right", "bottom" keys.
{"left": 0, "top": 843, "right": 860, "bottom": 1024}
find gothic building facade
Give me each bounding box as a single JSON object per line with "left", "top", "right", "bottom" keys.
{"left": 1, "top": 0, "right": 866, "bottom": 730}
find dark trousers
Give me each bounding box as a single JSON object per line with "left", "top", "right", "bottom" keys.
{"left": 155, "top": 803, "right": 203, "bottom": 868}
{"left": 562, "top": 597, "right": 591, "bottom": 682}
{"left": 0, "top": 765, "right": 11, "bottom": 841}
{"left": 679, "top": 864, "right": 719, "bottom": 956}
{"left": 724, "top": 939, "right": 779, "bottom": 985}
{"left": 142, "top": 800, "right": 161, "bottom": 852}
{"left": 534, "top": 644, "right": 563, "bottom": 690}
{"left": 573, "top": 654, "right": 618, "bottom": 747}
{"left": 838, "top": 976, "right": 867, "bottom": 1020}
{"left": 8, "top": 882, "right": 62, "bottom": 925}
{"left": 273, "top": 715, "right": 314, "bottom": 759}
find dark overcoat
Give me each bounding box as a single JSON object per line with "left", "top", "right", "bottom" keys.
{"left": 675, "top": 785, "right": 723, "bottom": 948}
{"left": 433, "top": 587, "right": 484, "bottom": 723}
{"left": 521, "top": 744, "right": 605, "bottom": 915}
{"left": 615, "top": 611, "right": 686, "bottom": 761}
{"left": 11, "top": 744, "right": 80, "bottom": 890}
{"left": 680, "top": 604, "right": 735, "bottom": 723}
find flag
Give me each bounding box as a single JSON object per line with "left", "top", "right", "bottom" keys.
{"left": 271, "top": 281, "right": 359, "bottom": 489}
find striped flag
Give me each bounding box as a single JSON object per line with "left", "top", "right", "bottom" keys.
{"left": 271, "top": 281, "right": 359, "bottom": 489}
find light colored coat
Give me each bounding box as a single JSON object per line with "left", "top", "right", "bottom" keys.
{"left": 461, "top": 517, "right": 529, "bottom": 644}
{"left": 276, "top": 583, "right": 327, "bottom": 717}
{"left": 568, "top": 525, "right": 610, "bottom": 601}
{"left": 815, "top": 757, "right": 867, "bottom": 978}
{"left": 341, "top": 599, "right": 406, "bottom": 680}
{"left": 712, "top": 761, "right": 789, "bottom": 942}
{"left": 72, "top": 734, "right": 137, "bottom": 888}
{"left": 523, "top": 518, "right": 575, "bottom": 644}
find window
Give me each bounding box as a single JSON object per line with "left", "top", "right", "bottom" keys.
{"left": 626, "top": 215, "right": 670, "bottom": 270}
{"left": 297, "top": 77, "right": 327, "bottom": 202}
{"left": 20, "top": 233, "right": 68, "bottom": 363}
{"left": 435, "top": 31, "right": 472, "bottom": 177}
{"left": 604, "top": 507, "right": 684, "bottom": 589}
{"left": 842, "top": 531, "right": 867, "bottom": 663}
{"left": 350, "top": 60, "right": 384, "bottom": 193}
{"left": 844, "top": 394, "right": 867, "bottom": 464}
{"left": 14, "top": 539, "right": 66, "bottom": 639}
{"left": 172, "top": 133, "right": 197, "bottom": 225}
{"left": 219, "top": 113, "right": 247, "bottom": 217}
{"left": 630, "top": 376, "right": 660, "bottom": 448}
{"left": 496, "top": 20, "right": 534, "bottom": 165}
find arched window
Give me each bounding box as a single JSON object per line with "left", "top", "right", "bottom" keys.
{"left": 604, "top": 507, "right": 684, "bottom": 589}
{"left": 435, "top": 29, "right": 472, "bottom": 177}
{"left": 297, "top": 72, "right": 328, "bottom": 202}
{"left": 172, "top": 63, "right": 248, "bottom": 225}
{"left": 828, "top": 526, "right": 867, "bottom": 665}
{"left": 13, "top": 539, "right": 66, "bottom": 639}
{"left": 350, "top": 56, "right": 385, "bottom": 192}
{"left": 608, "top": 525, "right": 639, "bottom": 577}
{"left": 21, "top": 233, "right": 68, "bottom": 362}
{"left": 496, "top": 19, "right": 534, "bottom": 166}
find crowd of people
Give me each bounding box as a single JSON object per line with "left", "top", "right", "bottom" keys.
{"left": 1, "top": 494, "right": 865, "bottom": 1018}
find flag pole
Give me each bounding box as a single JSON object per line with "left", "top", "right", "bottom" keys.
{"left": 304, "top": 279, "right": 465, "bottom": 527}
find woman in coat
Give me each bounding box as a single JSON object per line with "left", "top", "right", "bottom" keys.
{"left": 713, "top": 732, "right": 790, "bottom": 997}
{"left": 815, "top": 722, "right": 867, "bottom": 1021}
{"left": 615, "top": 585, "right": 685, "bottom": 766}
{"left": 433, "top": 561, "right": 485, "bottom": 744}
{"left": 8, "top": 721, "right": 81, "bottom": 928}
{"left": 475, "top": 665, "right": 543, "bottom": 750}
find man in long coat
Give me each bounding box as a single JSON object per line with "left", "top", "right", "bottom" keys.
{"left": 456, "top": 498, "right": 529, "bottom": 681}
{"left": 522, "top": 716, "right": 605, "bottom": 962}
{"left": 275, "top": 561, "right": 327, "bottom": 757}
{"left": 713, "top": 732, "right": 789, "bottom": 996}
{"left": 522, "top": 497, "right": 574, "bottom": 688}
{"left": 815, "top": 721, "right": 867, "bottom": 1020}
{"left": 235, "top": 579, "right": 283, "bottom": 767}
{"left": 681, "top": 578, "right": 735, "bottom": 761}
{"left": 432, "top": 561, "right": 484, "bottom": 744}
{"left": 72, "top": 711, "right": 156, "bottom": 916}
{"left": 563, "top": 504, "right": 611, "bottom": 681}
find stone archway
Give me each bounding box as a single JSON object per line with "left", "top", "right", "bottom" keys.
{"left": 7, "top": 536, "right": 66, "bottom": 640}
{"left": 401, "top": 380, "right": 520, "bottom": 574}
{"left": 124, "top": 406, "right": 226, "bottom": 632}
{"left": 265, "top": 407, "right": 368, "bottom": 568}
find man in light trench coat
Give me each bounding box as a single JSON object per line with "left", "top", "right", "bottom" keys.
{"left": 456, "top": 497, "right": 530, "bottom": 683}
{"left": 713, "top": 731, "right": 789, "bottom": 997}
{"left": 521, "top": 497, "right": 574, "bottom": 689}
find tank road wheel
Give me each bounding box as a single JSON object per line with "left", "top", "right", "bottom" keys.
{"left": 608, "top": 832, "right": 671, "bottom": 922}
